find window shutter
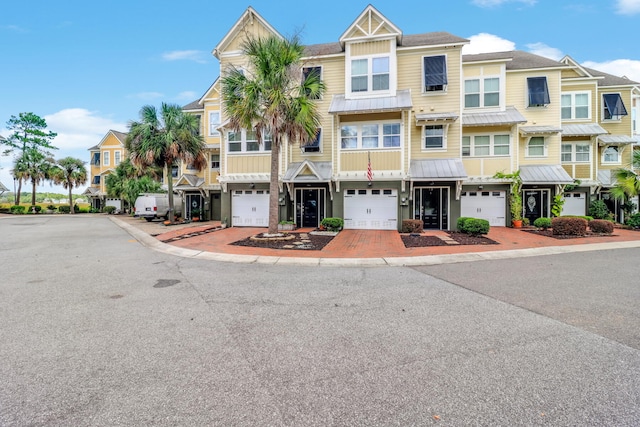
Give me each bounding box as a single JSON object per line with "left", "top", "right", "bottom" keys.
{"left": 603, "top": 94, "right": 628, "bottom": 118}
{"left": 423, "top": 56, "right": 447, "bottom": 87}
{"left": 527, "top": 77, "right": 550, "bottom": 106}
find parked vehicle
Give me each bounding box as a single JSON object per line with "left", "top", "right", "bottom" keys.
{"left": 134, "top": 193, "right": 182, "bottom": 221}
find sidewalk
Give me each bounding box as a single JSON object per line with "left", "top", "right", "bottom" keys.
{"left": 113, "top": 215, "right": 640, "bottom": 266}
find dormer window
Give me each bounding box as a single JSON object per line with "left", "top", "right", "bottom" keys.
{"left": 603, "top": 93, "right": 628, "bottom": 121}
{"left": 527, "top": 77, "right": 550, "bottom": 107}
{"left": 350, "top": 56, "right": 389, "bottom": 94}
{"left": 423, "top": 55, "right": 447, "bottom": 93}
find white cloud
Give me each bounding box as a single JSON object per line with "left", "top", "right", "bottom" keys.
{"left": 525, "top": 42, "right": 564, "bottom": 61}
{"left": 175, "top": 91, "right": 198, "bottom": 101}
{"left": 582, "top": 59, "right": 640, "bottom": 83}
{"left": 462, "top": 33, "right": 515, "bottom": 55}
{"left": 161, "top": 50, "right": 208, "bottom": 64}
{"left": 616, "top": 0, "right": 640, "bottom": 14}
{"left": 471, "top": 0, "right": 536, "bottom": 7}
{"left": 127, "top": 92, "right": 164, "bottom": 101}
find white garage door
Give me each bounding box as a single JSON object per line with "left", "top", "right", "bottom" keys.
{"left": 344, "top": 189, "right": 397, "bottom": 230}
{"left": 231, "top": 190, "right": 269, "bottom": 227}
{"left": 461, "top": 191, "right": 506, "bottom": 226}
{"left": 562, "top": 192, "right": 586, "bottom": 216}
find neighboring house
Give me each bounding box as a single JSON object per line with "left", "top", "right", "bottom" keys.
{"left": 178, "top": 5, "right": 639, "bottom": 230}
{"left": 83, "top": 130, "right": 127, "bottom": 211}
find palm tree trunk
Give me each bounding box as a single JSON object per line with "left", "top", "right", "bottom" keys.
{"left": 31, "top": 179, "right": 37, "bottom": 207}
{"left": 268, "top": 138, "right": 281, "bottom": 235}
{"left": 69, "top": 184, "right": 75, "bottom": 214}
{"left": 15, "top": 178, "right": 22, "bottom": 206}
{"left": 166, "top": 164, "right": 175, "bottom": 224}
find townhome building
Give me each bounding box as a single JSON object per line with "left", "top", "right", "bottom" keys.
{"left": 177, "top": 5, "right": 638, "bottom": 230}
{"left": 84, "top": 129, "right": 127, "bottom": 211}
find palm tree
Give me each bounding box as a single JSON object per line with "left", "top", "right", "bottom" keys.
{"left": 13, "top": 148, "right": 55, "bottom": 208}
{"left": 51, "top": 157, "right": 88, "bottom": 214}
{"left": 221, "top": 34, "right": 325, "bottom": 234}
{"left": 611, "top": 150, "right": 640, "bottom": 217}
{"left": 125, "top": 103, "right": 206, "bottom": 224}
{"left": 105, "top": 158, "right": 162, "bottom": 213}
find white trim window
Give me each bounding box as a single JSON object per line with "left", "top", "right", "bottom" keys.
{"left": 209, "top": 111, "right": 221, "bottom": 136}
{"left": 227, "top": 129, "right": 272, "bottom": 153}
{"left": 302, "top": 128, "right": 322, "bottom": 154}
{"left": 349, "top": 56, "right": 390, "bottom": 95}
{"left": 340, "top": 122, "right": 401, "bottom": 150}
{"left": 462, "top": 134, "right": 510, "bottom": 157}
{"left": 526, "top": 136, "right": 547, "bottom": 157}
{"left": 103, "top": 151, "right": 110, "bottom": 166}
{"left": 210, "top": 153, "right": 220, "bottom": 169}
{"left": 602, "top": 146, "right": 621, "bottom": 163}
{"left": 423, "top": 125, "right": 447, "bottom": 150}
{"left": 423, "top": 55, "right": 447, "bottom": 93}
{"left": 114, "top": 150, "right": 121, "bottom": 166}
{"left": 561, "top": 143, "right": 590, "bottom": 162}
{"left": 464, "top": 77, "right": 500, "bottom": 108}
{"left": 561, "top": 92, "right": 590, "bottom": 120}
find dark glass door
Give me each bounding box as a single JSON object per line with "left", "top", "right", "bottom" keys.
{"left": 414, "top": 187, "right": 449, "bottom": 230}
{"left": 296, "top": 188, "right": 324, "bottom": 228}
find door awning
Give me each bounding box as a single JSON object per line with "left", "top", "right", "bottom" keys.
{"left": 283, "top": 160, "right": 332, "bottom": 183}
{"left": 520, "top": 164, "right": 573, "bottom": 184}
{"left": 409, "top": 158, "right": 467, "bottom": 180}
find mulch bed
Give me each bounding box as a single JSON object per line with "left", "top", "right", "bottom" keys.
{"left": 522, "top": 229, "right": 617, "bottom": 240}
{"left": 401, "top": 232, "right": 498, "bottom": 248}
{"left": 230, "top": 232, "right": 335, "bottom": 251}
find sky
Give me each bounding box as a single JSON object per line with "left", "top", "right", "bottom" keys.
{"left": 1, "top": 0, "right": 640, "bottom": 195}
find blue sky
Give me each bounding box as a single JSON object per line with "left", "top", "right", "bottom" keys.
{"left": 1, "top": 0, "right": 640, "bottom": 194}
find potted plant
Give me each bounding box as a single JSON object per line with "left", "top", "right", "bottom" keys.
{"left": 191, "top": 208, "right": 201, "bottom": 222}
{"left": 278, "top": 220, "right": 296, "bottom": 231}
{"left": 494, "top": 170, "right": 523, "bottom": 228}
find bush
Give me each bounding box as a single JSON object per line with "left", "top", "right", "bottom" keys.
{"left": 401, "top": 219, "right": 423, "bottom": 233}
{"left": 552, "top": 217, "right": 587, "bottom": 236}
{"left": 588, "top": 200, "right": 611, "bottom": 220}
{"left": 10, "top": 205, "right": 26, "bottom": 214}
{"left": 562, "top": 215, "right": 594, "bottom": 222}
{"left": 103, "top": 206, "right": 116, "bottom": 214}
{"left": 456, "top": 217, "right": 473, "bottom": 232}
{"left": 626, "top": 213, "right": 640, "bottom": 229}
{"left": 47, "top": 204, "right": 56, "bottom": 211}
{"left": 589, "top": 219, "right": 614, "bottom": 234}
{"left": 459, "top": 218, "right": 490, "bottom": 236}
{"left": 533, "top": 217, "right": 552, "bottom": 230}
{"left": 58, "top": 205, "right": 71, "bottom": 214}
{"left": 320, "top": 217, "right": 344, "bottom": 231}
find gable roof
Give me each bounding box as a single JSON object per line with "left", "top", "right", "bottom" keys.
{"left": 463, "top": 50, "right": 567, "bottom": 71}
{"left": 213, "top": 7, "right": 282, "bottom": 59}
{"left": 96, "top": 130, "right": 127, "bottom": 149}
{"left": 339, "top": 4, "right": 402, "bottom": 46}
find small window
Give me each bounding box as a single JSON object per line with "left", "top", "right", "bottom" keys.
{"left": 302, "top": 66, "right": 322, "bottom": 99}
{"left": 114, "top": 151, "right": 121, "bottom": 166}
{"left": 527, "top": 137, "right": 545, "bottom": 157}
{"left": 171, "top": 165, "right": 179, "bottom": 178}
{"left": 424, "top": 125, "right": 444, "bottom": 149}
{"left": 603, "top": 94, "right": 628, "bottom": 120}
{"left": 93, "top": 176, "right": 100, "bottom": 184}
{"left": 383, "top": 189, "right": 392, "bottom": 195}
{"left": 103, "top": 151, "right": 110, "bottom": 166}
{"left": 423, "top": 55, "right": 447, "bottom": 92}
{"left": 210, "top": 154, "right": 220, "bottom": 169}
{"left": 372, "top": 189, "right": 381, "bottom": 195}
{"left": 347, "top": 189, "right": 356, "bottom": 195}
{"left": 302, "top": 129, "right": 321, "bottom": 153}
{"left": 527, "top": 77, "right": 550, "bottom": 107}
{"left": 228, "top": 131, "right": 242, "bottom": 152}
{"left": 603, "top": 146, "right": 620, "bottom": 163}
{"left": 209, "top": 112, "right": 221, "bottom": 136}
{"left": 358, "top": 189, "right": 367, "bottom": 195}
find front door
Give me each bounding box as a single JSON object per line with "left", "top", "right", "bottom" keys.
{"left": 414, "top": 187, "right": 449, "bottom": 230}
{"left": 295, "top": 188, "right": 325, "bottom": 228}
{"left": 185, "top": 193, "right": 203, "bottom": 219}
{"left": 523, "top": 189, "right": 549, "bottom": 223}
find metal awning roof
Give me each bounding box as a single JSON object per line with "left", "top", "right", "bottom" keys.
{"left": 462, "top": 106, "right": 527, "bottom": 127}
{"left": 283, "top": 160, "right": 332, "bottom": 182}
{"left": 562, "top": 123, "right": 608, "bottom": 137}
{"left": 415, "top": 112, "right": 459, "bottom": 124}
{"left": 520, "top": 164, "right": 573, "bottom": 184}
{"left": 519, "top": 125, "right": 562, "bottom": 135}
{"left": 598, "top": 134, "right": 636, "bottom": 145}
{"left": 409, "top": 158, "right": 467, "bottom": 180}
{"left": 328, "top": 90, "right": 413, "bottom": 114}
{"left": 597, "top": 170, "right": 617, "bottom": 186}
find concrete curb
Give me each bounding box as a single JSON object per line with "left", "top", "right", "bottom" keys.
{"left": 111, "top": 216, "right": 640, "bottom": 267}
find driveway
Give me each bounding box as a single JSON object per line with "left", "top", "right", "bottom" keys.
{"left": 1, "top": 215, "right": 639, "bottom": 426}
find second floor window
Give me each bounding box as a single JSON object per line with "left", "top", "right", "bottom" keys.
{"left": 527, "top": 77, "right": 550, "bottom": 107}
{"left": 91, "top": 152, "right": 100, "bottom": 166}
{"left": 561, "top": 143, "right": 590, "bottom": 162}
{"left": 423, "top": 125, "right": 445, "bottom": 150}
{"left": 210, "top": 154, "right": 220, "bottom": 169}
{"left": 462, "top": 134, "right": 510, "bottom": 157}
{"left": 209, "top": 112, "right": 221, "bottom": 136}
{"left": 228, "top": 130, "right": 272, "bottom": 153}
{"left": 171, "top": 165, "right": 179, "bottom": 178}
{"left": 92, "top": 175, "right": 100, "bottom": 185}
{"left": 302, "top": 66, "right": 322, "bottom": 99}
{"left": 340, "top": 122, "right": 400, "bottom": 150}
{"left": 302, "top": 129, "right": 321, "bottom": 153}
{"left": 114, "top": 151, "right": 121, "bottom": 166}
{"left": 603, "top": 146, "right": 620, "bottom": 163}
{"left": 527, "top": 137, "right": 546, "bottom": 157}
{"left": 561, "top": 92, "right": 590, "bottom": 120}
{"left": 350, "top": 56, "right": 389, "bottom": 94}
{"left": 603, "top": 93, "right": 628, "bottom": 121}
{"left": 103, "top": 151, "right": 110, "bottom": 166}
{"left": 465, "top": 77, "right": 500, "bottom": 108}
{"left": 423, "top": 55, "right": 447, "bottom": 92}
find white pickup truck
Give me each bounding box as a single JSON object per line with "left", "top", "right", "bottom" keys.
{"left": 134, "top": 193, "right": 183, "bottom": 221}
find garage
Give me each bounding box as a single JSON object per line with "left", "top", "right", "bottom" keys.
{"left": 231, "top": 189, "right": 269, "bottom": 227}
{"left": 562, "top": 192, "right": 586, "bottom": 216}
{"left": 460, "top": 190, "right": 506, "bottom": 226}
{"left": 343, "top": 189, "right": 398, "bottom": 230}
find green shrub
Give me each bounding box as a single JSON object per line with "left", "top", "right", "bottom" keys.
{"left": 401, "top": 219, "right": 423, "bottom": 233}
{"left": 58, "top": 205, "right": 71, "bottom": 214}
{"left": 456, "top": 217, "right": 473, "bottom": 232}
{"left": 522, "top": 217, "right": 530, "bottom": 227}
{"left": 33, "top": 205, "right": 43, "bottom": 213}
{"left": 460, "top": 218, "right": 490, "bottom": 236}
{"left": 562, "top": 215, "right": 594, "bottom": 222}
{"left": 589, "top": 219, "right": 614, "bottom": 234}
{"left": 552, "top": 217, "right": 587, "bottom": 236}
{"left": 533, "top": 217, "right": 552, "bottom": 230}
{"left": 588, "top": 200, "right": 611, "bottom": 220}
{"left": 103, "top": 206, "right": 116, "bottom": 214}
{"left": 10, "top": 205, "right": 26, "bottom": 214}
{"left": 47, "top": 204, "right": 56, "bottom": 211}
{"left": 626, "top": 213, "right": 640, "bottom": 229}
{"left": 89, "top": 207, "right": 101, "bottom": 213}
{"left": 320, "top": 217, "right": 344, "bottom": 231}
